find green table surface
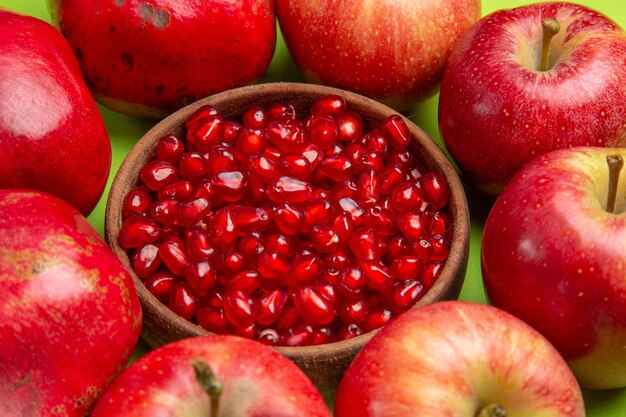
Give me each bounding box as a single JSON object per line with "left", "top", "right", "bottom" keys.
{"left": 2, "top": 0, "right": 626, "bottom": 414}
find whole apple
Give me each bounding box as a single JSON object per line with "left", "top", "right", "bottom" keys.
{"left": 90, "top": 335, "right": 331, "bottom": 417}
{"left": 276, "top": 0, "right": 481, "bottom": 111}
{"left": 334, "top": 301, "right": 584, "bottom": 417}
{"left": 0, "top": 190, "right": 142, "bottom": 417}
{"left": 482, "top": 147, "right": 626, "bottom": 389}
{"left": 439, "top": 2, "right": 626, "bottom": 195}
{"left": 48, "top": 0, "right": 276, "bottom": 118}
{"left": 0, "top": 10, "right": 111, "bottom": 216}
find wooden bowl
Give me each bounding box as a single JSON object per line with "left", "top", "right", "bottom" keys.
{"left": 105, "top": 82, "right": 470, "bottom": 398}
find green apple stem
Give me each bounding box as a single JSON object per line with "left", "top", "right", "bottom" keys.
{"left": 476, "top": 403, "right": 507, "bottom": 417}
{"left": 607, "top": 154, "right": 624, "bottom": 214}
{"left": 540, "top": 18, "right": 560, "bottom": 71}
{"left": 192, "top": 358, "right": 223, "bottom": 417}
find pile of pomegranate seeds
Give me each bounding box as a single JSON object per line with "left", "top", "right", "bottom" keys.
{"left": 119, "top": 95, "right": 452, "bottom": 346}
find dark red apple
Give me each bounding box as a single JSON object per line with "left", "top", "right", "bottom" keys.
{"left": 439, "top": 2, "right": 626, "bottom": 195}
{"left": 90, "top": 335, "right": 331, "bottom": 417}
{"left": 0, "top": 190, "right": 142, "bottom": 417}
{"left": 276, "top": 0, "right": 480, "bottom": 110}
{"left": 49, "top": 0, "right": 276, "bottom": 118}
{"left": 0, "top": 10, "right": 111, "bottom": 216}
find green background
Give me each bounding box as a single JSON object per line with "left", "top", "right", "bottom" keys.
{"left": 2, "top": 0, "right": 626, "bottom": 414}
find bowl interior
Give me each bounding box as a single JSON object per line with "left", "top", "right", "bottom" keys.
{"left": 105, "top": 82, "right": 470, "bottom": 396}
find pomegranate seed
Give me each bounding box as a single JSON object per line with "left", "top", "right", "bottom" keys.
{"left": 390, "top": 279, "right": 424, "bottom": 313}
{"left": 179, "top": 152, "right": 207, "bottom": 182}
{"left": 280, "top": 325, "right": 314, "bottom": 346}
{"left": 338, "top": 267, "right": 365, "bottom": 298}
{"left": 425, "top": 210, "right": 451, "bottom": 237}
{"left": 338, "top": 197, "right": 365, "bottom": 226}
{"left": 187, "top": 115, "right": 223, "bottom": 150}
{"left": 156, "top": 134, "right": 185, "bottom": 163}
{"left": 364, "top": 129, "right": 389, "bottom": 153}
{"left": 359, "top": 150, "right": 385, "bottom": 172}
{"left": 267, "top": 103, "right": 296, "bottom": 122}
{"left": 361, "top": 260, "right": 393, "bottom": 291}
{"left": 223, "top": 291, "right": 255, "bottom": 328}
{"left": 422, "top": 262, "right": 444, "bottom": 288}
{"left": 264, "top": 233, "right": 294, "bottom": 258}
{"left": 337, "top": 324, "right": 363, "bottom": 340}
{"left": 242, "top": 106, "right": 268, "bottom": 129}
{"left": 315, "top": 282, "right": 338, "bottom": 305}
{"left": 325, "top": 251, "right": 352, "bottom": 270}
{"left": 391, "top": 255, "right": 423, "bottom": 281}
{"left": 294, "top": 286, "right": 336, "bottom": 326}
{"left": 267, "top": 176, "right": 312, "bottom": 203}
{"left": 228, "top": 271, "right": 261, "bottom": 293}
{"left": 243, "top": 176, "right": 267, "bottom": 205}
{"left": 140, "top": 160, "right": 180, "bottom": 191}
{"left": 232, "top": 206, "right": 272, "bottom": 233}
{"left": 169, "top": 282, "right": 199, "bottom": 320}
{"left": 281, "top": 153, "right": 312, "bottom": 179}
{"left": 300, "top": 142, "right": 323, "bottom": 169}
{"left": 212, "top": 171, "right": 247, "bottom": 202}
{"left": 258, "top": 250, "right": 290, "bottom": 280}
{"left": 307, "top": 114, "right": 338, "bottom": 149}
{"left": 210, "top": 207, "right": 238, "bottom": 247}
{"left": 186, "top": 261, "right": 215, "bottom": 296}
{"left": 420, "top": 172, "right": 449, "bottom": 209}
{"left": 345, "top": 142, "right": 365, "bottom": 164}
{"left": 363, "top": 308, "right": 392, "bottom": 332}
{"left": 266, "top": 121, "right": 305, "bottom": 152}
{"left": 364, "top": 205, "right": 395, "bottom": 234}
{"left": 310, "top": 225, "right": 342, "bottom": 253}
{"left": 132, "top": 244, "right": 161, "bottom": 278}
{"left": 256, "top": 289, "right": 287, "bottom": 326}
{"left": 159, "top": 238, "right": 190, "bottom": 276}
{"left": 185, "top": 104, "right": 221, "bottom": 128}
{"left": 205, "top": 148, "right": 236, "bottom": 177}
{"left": 219, "top": 251, "right": 246, "bottom": 276}
{"left": 430, "top": 235, "right": 450, "bottom": 261}
{"left": 301, "top": 199, "right": 334, "bottom": 232}
{"left": 290, "top": 253, "right": 323, "bottom": 284}
{"left": 238, "top": 233, "right": 264, "bottom": 260}
{"left": 397, "top": 210, "right": 426, "bottom": 241}
{"left": 387, "top": 235, "right": 410, "bottom": 260}
{"left": 197, "top": 307, "right": 232, "bottom": 334}
{"left": 119, "top": 215, "right": 160, "bottom": 248}
{"left": 222, "top": 121, "right": 243, "bottom": 143}
{"left": 311, "top": 95, "right": 346, "bottom": 115}
{"left": 356, "top": 170, "right": 381, "bottom": 207}
{"left": 258, "top": 328, "right": 280, "bottom": 345}
{"left": 390, "top": 149, "right": 415, "bottom": 170}
{"left": 248, "top": 153, "right": 282, "bottom": 183}
{"left": 311, "top": 327, "right": 335, "bottom": 345}
{"left": 320, "top": 268, "right": 340, "bottom": 284}
{"left": 235, "top": 128, "right": 267, "bottom": 160}
{"left": 336, "top": 111, "right": 362, "bottom": 142}
{"left": 318, "top": 155, "right": 353, "bottom": 181}
{"left": 380, "top": 115, "right": 411, "bottom": 151}
{"left": 412, "top": 238, "right": 433, "bottom": 260}
{"left": 123, "top": 186, "right": 152, "bottom": 217}
{"left": 339, "top": 299, "right": 369, "bottom": 324}
{"left": 144, "top": 271, "right": 177, "bottom": 302}
{"left": 276, "top": 305, "right": 301, "bottom": 331}
{"left": 149, "top": 199, "right": 179, "bottom": 225}
{"left": 275, "top": 202, "right": 304, "bottom": 235}
{"left": 186, "top": 229, "right": 215, "bottom": 262}
{"left": 391, "top": 182, "right": 423, "bottom": 213}
{"left": 158, "top": 180, "right": 193, "bottom": 202}
{"left": 381, "top": 164, "right": 406, "bottom": 195}
{"left": 349, "top": 228, "right": 378, "bottom": 261}
{"left": 178, "top": 197, "right": 210, "bottom": 227}
{"left": 332, "top": 179, "right": 358, "bottom": 201}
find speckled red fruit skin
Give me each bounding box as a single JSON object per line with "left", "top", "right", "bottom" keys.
{"left": 0, "top": 10, "right": 111, "bottom": 216}
{"left": 276, "top": 0, "right": 480, "bottom": 111}
{"left": 0, "top": 190, "right": 142, "bottom": 417}
{"left": 49, "top": 0, "right": 276, "bottom": 118}
{"left": 90, "top": 335, "right": 331, "bottom": 417}
{"left": 439, "top": 3, "right": 626, "bottom": 195}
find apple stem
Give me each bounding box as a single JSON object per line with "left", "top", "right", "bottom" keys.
{"left": 476, "top": 403, "right": 507, "bottom": 417}
{"left": 607, "top": 154, "right": 624, "bottom": 214}
{"left": 192, "top": 358, "right": 223, "bottom": 417}
{"left": 540, "top": 18, "right": 560, "bottom": 71}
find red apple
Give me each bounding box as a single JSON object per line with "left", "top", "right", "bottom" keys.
{"left": 90, "top": 335, "right": 332, "bottom": 417}
{"left": 335, "top": 301, "right": 584, "bottom": 417}
{"left": 0, "top": 190, "right": 142, "bottom": 417}
{"left": 482, "top": 147, "right": 626, "bottom": 389}
{"left": 0, "top": 10, "right": 111, "bottom": 216}
{"left": 439, "top": 2, "right": 626, "bottom": 195}
{"left": 276, "top": 0, "right": 480, "bottom": 111}
{"left": 49, "top": 0, "right": 276, "bottom": 118}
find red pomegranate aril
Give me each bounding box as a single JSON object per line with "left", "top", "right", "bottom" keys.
{"left": 391, "top": 255, "right": 423, "bottom": 281}
{"left": 301, "top": 199, "right": 334, "bottom": 232}
{"left": 205, "top": 147, "right": 236, "bottom": 177}
{"left": 332, "top": 213, "right": 354, "bottom": 243}
{"left": 391, "top": 181, "right": 423, "bottom": 213}
{"left": 159, "top": 238, "right": 190, "bottom": 276}
{"left": 397, "top": 210, "right": 426, "bottom": 241}
{"left": 300, "top": 142, "right": 323, "bottom": 169}
{"left": 422, "top": 262, "right": 444, "bottom": 288}
{"left": 243, "top": 176, "right": 267, "bottom": 205}
{"left": 210, "top": 207, "right": 238, "bottom": 247}
{"left": 123, "top": 186, "right": 152, "bottom": 217}
{"left": 280, "top": 325, "right": 314, "bottom": 347}
{"left": 338, "top": 197, "right": 365, "bottom": 226}
{"left": 311, "top": 95, "right": 346, "bottom": 115}
{"left": 381, "top": 164, "right": 406, "bottom": 195}
{"left": 144, "top": 271, "right": 177, "bottom": 302}
{"left": 290, "top": 253, "right": 323, "bottom": 284}
{"left": 255, "top": 289, "right": 287, "bottom": 326}
{"left": 266, "top": 121, "right": 305, "bottom": 152}
{"left": 325, "top": 250, "right": 352, "bottom": 270}
{"left": 294, "top": 286, "right": 336, "bottom": 326}
{"left": 258, "top": 250, "right": 290, "bottom": 280}
{"left": 149, "top": 199, "right": 179, "bottom": 225}
{"left": 311, "top": 225, "right": 342, "bottom": 253}
{"left": 336, "top": 111, "right": 362, "bottom": 142}
{"left": 156, "top": 134, "right": 185, "bottom": 163}
{"left": 361, "top": 260, "right": 393, "bottom": 291}
{"left": 235, "top": 128, "right": 267, "bottom": 160}
{"left": 275, "top": 202, "right": 304, "bottom": 235}
{"left": 420, "top": 172, "right": 450, "bottom": 209}
{"left": 349, "top": 228, "right": 378, "bottom": 261}
{"left": 364, "top": 129, "right": 389, "bottom": 153}
{"left": 430, "top": 235, "right": 450, "bottom": 261}
{"left": 158, "top": 180, "right": 193, "bottom": 202}
{"left": 228, "top": 270, "right": 261, "bottom": 293}
{"left": 219, "top": 250, "right": 246, "bottom": 275}
{"left": 380, "top": 114, "right": 411, "bottom": 151}
{"left": 139, "top": 160, "right": 180, "bottom": 191}
{"left": 178, "top": 152, "right": 207, "bottom": 182}
{"left": 311, "top": 327, "right": 335, "bottom": 345}
{"left": 387, "top": 235, "right": 410, "bottom": 260}
{"left": 222, "top": 121, "right": 243, "bottom": 144}
{"left": 319, "top": 268, "right": 340, "bottom": 284}
{"left": 235, "top": 324, "right": 260, "bottom": 339}
{"left": 196, "top": 307, "right": 232, "bottom": 334}
{"left": 356, "top": 170, "right": 381, "bottom": 208}
{"left": 186, "top": 229, "right": 215, "bottom": 262}
{"left": 281, "top": 153, "right": 312, "bottom": 179}
{"left": 232, "top": 206, "right": 272, "bottom": 234}
{"left": 364, "top": 205, "right": 395, "bottom": 235}
{"left": 242, "top": 106, "right": 268, "bottom": 129}
{"left": 390, "top": 149, "right": 415, "bottom": 170}
{"left": 307, "top": 114, "right": 338, "bottom": 149}
{"left": 332, "top": 179, "right": 358, "bottom": 201}
{"left": 318, "top": 154, "right": 353, "bottom": 181}
{"left": 363, "top": 308, "right": 393, "bottom": 332}
{"left": 187, "top": 115, "right": 223, "bottom": 150}
{"left": 276, "top": 305, "right": 301, "bottom": 331}
{"left": 267, "top": 176, "right": 312, "bottom": 203}
{"left": 345, "top": 142, "right": 365, "bottom": 164}
{"left": 338, "top": 267, "right": 366, "bottom": 298}
{"left": 411, "top": 238, "right": 433, "bottom": 261}
{"left": 119, "top": 215, "right": 160, "bottom": 249}
{"left": 258, "top": 328, "right": 280, "bottom": 345}
{"left": 132, "top": 244, "right": 161, "bottom": 278}
{"left": 390, "top": 279, "right": 424, "bottom": 313}
{"left": 185, "top": 261, "right": 215, "bottom": 296}
{"left": 238, "top": 233, "right": 264, "bottom": 260}
{"left": 267, "top": 103, "right": 296, "bottom": 122}
{"left": 325, "top": 144, "right": 345, "bottom": 156}
{"left": 212, "top": 171, "right": 247, "bottom": 202}
{"left": 424, "top": 210, "right": 451, "bottom": 237}
{"left": 178, "top": 197, "right": 210, "bottom": 228}
{"left": 315, "top": 282, "right": 338, "bottom": 306}
{"left": 263, "top": 233, "right": 293, "bottom": 259}
{"left": 200, "top": 290, "right": 224, "bottom": 310}
{"left": 185, "top": 104, "right": 221, "bottom": 128}
{"left": 339, "top": 299, "right": 369, "bottom": 324}
{"left": 248, "top": 153, "right": 281, "bottom": 183}
{"left": 337, "top": 324, "right": 363, "bottom": 341}
{"left": 223, "top": 291, "right": 255, "bottom": 328}
{"left": 169, "top": 282, "right": 199, "bottom": 320}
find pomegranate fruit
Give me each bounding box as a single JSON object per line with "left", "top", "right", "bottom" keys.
{"left": 0, "top": 190, "right": 141, "bottom": 417}
{"left": 49, "top": 0, "right": 276, "bottom": 118}
{"left": 0, "top": 10, "right": 111, "bottom": 216}
{"left": 120, "top": 95, "right": 452, "bottom": 346}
